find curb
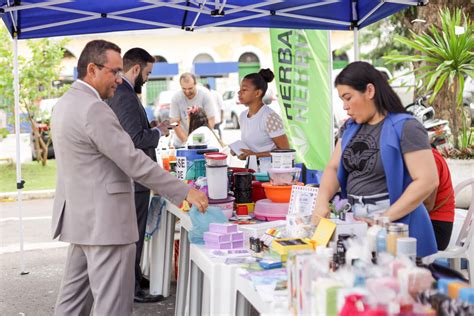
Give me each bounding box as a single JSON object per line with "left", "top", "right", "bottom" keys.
{"left": 0, "top": 189, "right": 55, "bottom": 201}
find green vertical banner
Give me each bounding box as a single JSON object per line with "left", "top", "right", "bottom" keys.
{"left": 270, "top": 29, "right": 332, "bottom": 170}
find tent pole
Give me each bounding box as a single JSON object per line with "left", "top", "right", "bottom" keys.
{"left": 13, "top": 35, "right": 28, "bottom": 275}
{"left": 353, "top": 27, "right": 359, "bottom": 61}
{"left": 328, "top": 30, "right": 334, "bottom": 153}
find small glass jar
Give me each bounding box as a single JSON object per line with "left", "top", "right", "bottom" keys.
{"left": 386, "top": 223, "right": 409, "bottom": 256}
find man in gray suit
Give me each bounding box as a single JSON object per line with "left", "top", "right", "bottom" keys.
{"left": 107, "top": 48, "right": 169, "bottom": 303}
{"left": 51, "top": 40, "right": 208, "bottom": 315}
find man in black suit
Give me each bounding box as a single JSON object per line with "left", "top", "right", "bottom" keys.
{"left": 107, "top": 48, "right": 170, "bottom": 303}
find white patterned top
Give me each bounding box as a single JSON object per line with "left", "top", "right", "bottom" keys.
{"left": 239, "top": 105, "right": 285, "bottom": 153}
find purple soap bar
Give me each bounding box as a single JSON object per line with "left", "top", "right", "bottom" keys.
{"left": 205, "top": 240, "right": 232, "bottom": 249}
{"left": 209, "top": 223, "right": 238, "bottom": 234}
{"left": 231, "top": 232, "right": 244, "bottom": 241}
{"left": 204, "top": 232, "right": 231, "bottom": 243}
{"left": 232, "top": 241, "right": 244, "bottom": 249}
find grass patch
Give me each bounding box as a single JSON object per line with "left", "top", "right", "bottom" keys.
{"left": 0, "top": 160, "right": 56, "bottom": 192}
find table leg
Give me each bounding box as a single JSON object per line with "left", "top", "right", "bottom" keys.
{"left": 175, "top": 228, "right": 190, "bottom": 316}
{"left": 235, "top": 290, "right": 251, "bottom": 316}
{"left": 189, "top": 260, "right": 203, "bottom": 316}
{"left": 150, "top": 206, "right": 176, "bottom": 297}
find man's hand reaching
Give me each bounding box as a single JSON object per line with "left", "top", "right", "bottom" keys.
{"left": 186, "top": 188, "right": 208, "bottom": 213}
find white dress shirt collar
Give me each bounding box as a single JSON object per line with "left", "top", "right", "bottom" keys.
{"left": 121, "top": 76, "right": 134, "bottom": 90}
{"left": 76, "top": 79, "right": 102, "bottom": 100}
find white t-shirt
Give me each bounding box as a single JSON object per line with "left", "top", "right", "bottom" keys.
{"left": 169, "top": 85, "right": 216, "bottom": 134}
{"left": 185, "top": 126, "right": 223, "bottom": 151}
{"left": 239, "top": 105, "right": 285, "bottom": 153}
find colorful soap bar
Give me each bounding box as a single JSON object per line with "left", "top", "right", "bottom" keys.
{"left": 231, "top": 232, "right": 244, "bottom": 241}
{"left": 205, "top": 240, "right": 232, "bottom": 249}
{"left": 209, "top": 223, "right": 238, "bottom": 234}
{"left": 459, "top": 288, "right": 474, "bottom": 304}
{"left": 232, "top": 241, "right": 244, "bottom": 249}
{"left": 447, "top": 281, "right": 469, "bottom": 299}
{"left": 203, "top": 231, "right": 231, "bottom": 243}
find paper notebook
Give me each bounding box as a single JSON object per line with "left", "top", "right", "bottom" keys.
{"left": 228, "top": 140, "right": 248, "bottom": 156}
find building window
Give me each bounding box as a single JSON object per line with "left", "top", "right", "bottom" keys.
{"left": 238, "top": 52, "right": 260, "bottom": 80}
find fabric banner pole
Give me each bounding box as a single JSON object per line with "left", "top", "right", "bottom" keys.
{"left": 328, "top": 30, "right": 334, "bottom": 153}
{"left": 270, "top": 29, "right": 332, "bottom": 170}
{"left": 13, "top": 35, "right": 28, "bottom": 275}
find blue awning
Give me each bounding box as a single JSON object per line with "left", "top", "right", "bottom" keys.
{"left": 194, "top": 62, "right": 239, "bottom": 77}
{"left": 150, "top": 63, "right": 179, "bottom": 79}
{"left": 1, "top": 1, "right": 427, "bottom": 40}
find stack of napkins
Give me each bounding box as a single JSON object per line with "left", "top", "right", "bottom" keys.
{"left": 204, "top": 223, "right": 244, "bottom": 249}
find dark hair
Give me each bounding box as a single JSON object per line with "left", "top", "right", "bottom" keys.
{"left": 203, "top": 83, "right": 211, "bottom": 90}
{"left": 188, "top": 108, "right": 209, "bottom": 134}
{"left": 123, "top": 48, "right": 155, "bottom": 72}
{"left": 243, "top": 68, "right": 274, "bottom": 97}
{"left": 77, "top": 40, "right": 121, "bottom": 79}
{"left": 334, "top": 62, "right": 406, "bottom": 114}
{"left": 180, "top": 72, "right": 197, "bottom": 84}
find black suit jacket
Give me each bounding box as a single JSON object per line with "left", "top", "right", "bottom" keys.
{"left": 107, "top": 80, "right": 160, "bottom": 192}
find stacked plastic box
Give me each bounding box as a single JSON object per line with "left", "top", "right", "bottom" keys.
{"left": 204, "top": 223, "right": 244, "bottom": 249}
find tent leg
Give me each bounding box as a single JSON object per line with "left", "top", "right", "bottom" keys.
{"left": 353, "top": 27, "right": 359, "bottom": 61}
{"left": 13, "top": 36, "right": 28, "bottom": 275}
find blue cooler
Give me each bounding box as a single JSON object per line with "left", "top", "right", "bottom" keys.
{"left": 176, "top": 146, "right": 218, "bottom": 180}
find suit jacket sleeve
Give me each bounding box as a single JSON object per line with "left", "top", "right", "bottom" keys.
{"left": 112, "top": 92, "right": 160, "bottom": 150}
{"left": 84, "top": 100, "right": 189, "bottom": 206}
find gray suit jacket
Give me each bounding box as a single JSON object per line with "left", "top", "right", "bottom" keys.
{"left": 106, "top": 80, "right": 159, "bottom": 192}
{"left": 51, "top": 81, "right": 189, "bottom": 245}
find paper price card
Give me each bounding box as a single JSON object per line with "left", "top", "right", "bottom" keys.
{"left": 176, "top": 157, "right": 187, "bottom": 180}
{"left": 288, "top": 185, "right": 318, "bottom": 216}
{"left": 311, "top": 218, "right": 336, "bottom": 247}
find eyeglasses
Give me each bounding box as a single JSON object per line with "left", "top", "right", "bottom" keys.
{"left": 94, "top": 63, "right": 123, "bottom": 78}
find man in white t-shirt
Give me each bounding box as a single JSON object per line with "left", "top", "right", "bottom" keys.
{"left": 204, "top": 83, "right": 224, "bottom": 138}
{"left": 170, "top": 73, "right": 216, "bottom": 147}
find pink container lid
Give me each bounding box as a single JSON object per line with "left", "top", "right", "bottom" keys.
{"left": 204, "top": 152, "right": 227, "bottom": 160}
{"left": 254, "top": 198, "right": 289, "bottom": 221}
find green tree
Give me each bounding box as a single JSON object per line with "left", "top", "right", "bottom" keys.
{"left": 0, "top": 26, "right": 69, "bottom": 165}
{"left": 359, "top": 9, "right": 416, "bottom": 72}
{"left": 384, "top": 8, "right": 474, "bottom": 151}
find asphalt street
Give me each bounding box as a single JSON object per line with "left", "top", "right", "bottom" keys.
{"left": 0, "top": 128, "right": 242, "bottom": 315}
{"left": 0, "top": 198, "right": 179, "bottom": 316}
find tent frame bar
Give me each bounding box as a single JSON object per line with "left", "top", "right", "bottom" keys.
{"left": 2, "top": 0, "right": 71, "bottom": 13}
{"left": 9, "top": 0, "right": 353, "bottom": 35}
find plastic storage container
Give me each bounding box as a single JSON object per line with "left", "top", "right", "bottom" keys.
{"left": 206, "top": 165, "right": 228, "bottom": 200}
{"left": 262, "top": 182, "right": 302, "bottom": 203}
{"left": 268, "top": 167, "right": 301, "bottom": 186}
{"left": 209, "top": 196, "right": 235, "bottom": 219}
{"left": 204, "top": 152, "right": 227, "bottom": 166}
{"left": 270, "top": 149, "right": 296, "bottom": 169}
{"left": 254, "top": 198, "right": 289, "bottom": 221}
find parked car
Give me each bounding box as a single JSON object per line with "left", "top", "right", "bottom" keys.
{"left": 153, "top": 90, "right": 176, "bottom": 122}
{"left": 222, "top": 88, "right": 282, "bottom": 129}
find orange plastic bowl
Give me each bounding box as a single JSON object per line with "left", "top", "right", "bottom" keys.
{"left": 261, "top": 182, "right": 303, "bottom": 203}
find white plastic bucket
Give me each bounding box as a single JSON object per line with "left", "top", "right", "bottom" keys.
{"left": 270, "top": 149, "right": 296, "bottom": 169}
{"left": 206, "top": 165, "right": 228, "bottom": 199}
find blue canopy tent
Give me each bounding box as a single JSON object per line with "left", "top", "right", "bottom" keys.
{"left": 1, "top": 0, "right": 427, "bottom": 274}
